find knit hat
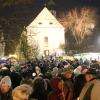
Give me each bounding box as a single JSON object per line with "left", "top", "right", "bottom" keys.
{"left": 62, "top": 65, "right": 74, "bottom": 74}
{"left": 85, "top": 68, "right": 97, "bottom": 75}
{"left": 74, "top": 66, "right": 82, "bottom": 75}
{"left": 51, "top": 67, "right": 59, "bottom": 77}
{"left": 74, "top": 68, "right": 82, "bottom": 75}
{"left": 1, "top": 67, "right": 8, "bottom": 70}
{"left": 0, "top": 76, "right": 12, "bottom": 87}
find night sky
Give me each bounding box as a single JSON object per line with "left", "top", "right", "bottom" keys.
{"left": 0, "top": 0, "right": 100, "bottom": 15}
{"left": 30, "top": 0, "right": 100, "bottom": 16}
{"left": 34, "top": 0, "right": 100, "bottom": 9}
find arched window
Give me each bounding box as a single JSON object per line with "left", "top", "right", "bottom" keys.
{"left": 44, "top": 36, "right": 48, "bottom": 44}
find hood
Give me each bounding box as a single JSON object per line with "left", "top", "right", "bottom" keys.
{"left": 50, "top": 77, "right": 61, "bottom": 92}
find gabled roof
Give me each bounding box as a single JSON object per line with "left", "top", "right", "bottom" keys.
{"left": 27, "top": 7, "right": 64, "bottom": 29}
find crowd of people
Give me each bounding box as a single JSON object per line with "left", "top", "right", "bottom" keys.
{"left": 0, "top": 58, "right": 100, "bottom": 100}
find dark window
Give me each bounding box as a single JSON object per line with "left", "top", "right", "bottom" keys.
{"left": 38, "top": 22, "right": 42, "bottom": 25}
{"left": 44, "top": 36, "right": 48, "bottom": 44}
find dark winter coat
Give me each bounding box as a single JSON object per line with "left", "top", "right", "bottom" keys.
{"left": 30, "top": 77, "right": 47, "bottom": 100}
{"left": 0, "top": 88, "right": 12, "bottom": 100}
{"left": 48, "top": 90, "right": 65, "bottom": 100}
{"left": 62, "top": 77, "right": 74, "bottom": 100}
{"left": 10, "top": 72, "right": 22, "bottom": 89}
{"left": 74, "top": 74, "right": 86, "bottom": 99}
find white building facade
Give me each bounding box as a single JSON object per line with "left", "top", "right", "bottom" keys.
{"left": 27, "top": 7, "right": 65, "bottom": 57}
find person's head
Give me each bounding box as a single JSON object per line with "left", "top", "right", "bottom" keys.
{"left": 35, "top": 66, "right": 41, "bottom": 75}
{"left": 85, "top": 68, "right": 97, "bottom": 82}
{"left": 20, "top": 79, "right": 33, "bottom": 87}
{"left": 33, "top": 77, "right": 47, "bottom": 92}
{"left": 0, "top": 76, "right": 11, "bottom": 93}
{"left": 12, "top": 84, "right": 33, "bottom": 100}
{"left": 51, "top": 67, "right": 59, "bottom": 77}
{"left": 50, "top": 77, "right": 64, "bottom": 92}
{"left": 62, "top": 65, "right": 74, "bottom": 79}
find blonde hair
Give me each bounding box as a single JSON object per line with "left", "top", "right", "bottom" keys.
{"left": 12, "top": 84, "right": 33, "bottom": 100}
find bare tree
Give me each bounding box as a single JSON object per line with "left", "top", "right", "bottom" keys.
{"left": 60, "top": 7, "right": 97, "bottom": 45}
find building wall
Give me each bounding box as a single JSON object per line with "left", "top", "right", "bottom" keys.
{"left": 27, "top": 27, "right": 65, "bottom": 56}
